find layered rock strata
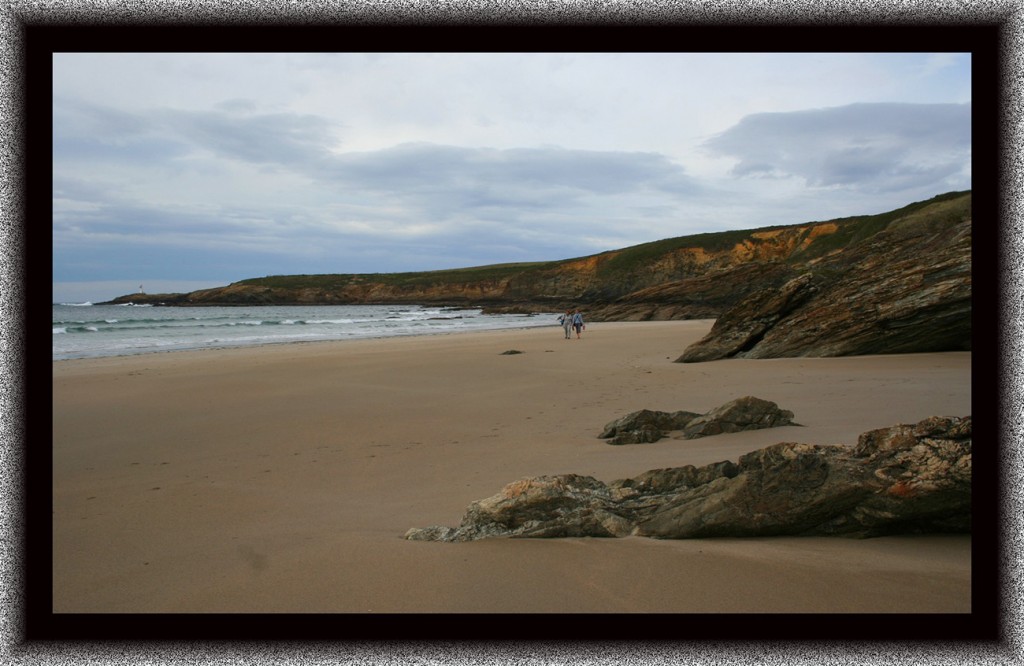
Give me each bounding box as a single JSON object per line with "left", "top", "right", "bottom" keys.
{"left": 678, "top": 197, "right": 971, "bottom": 361}
{"left": 106, "top": 193, "right": 971, "bottom": 338}
{"left": 405, "top": 415, "right": 971, "bottom": 542}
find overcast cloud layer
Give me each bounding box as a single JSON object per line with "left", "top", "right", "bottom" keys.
{"left": 52, "top": 52, "right": 972, "bottom": 303}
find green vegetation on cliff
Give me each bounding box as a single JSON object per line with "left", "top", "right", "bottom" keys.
{"left": 236, "top": 261, "right": 554, "bottom": 290}
{"left": 789, "top": 190, "right": 971, "bottom": 260}
{"left": 106, "top": 191, "right": 970, "bottom": 310}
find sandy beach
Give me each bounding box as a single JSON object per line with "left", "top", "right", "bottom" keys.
{"left": 52, "top": 320, "right": 972, "bottom": 615}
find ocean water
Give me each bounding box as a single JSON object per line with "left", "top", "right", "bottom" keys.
{"left": 52, "top": 302, "right": 560, "bottom": 361}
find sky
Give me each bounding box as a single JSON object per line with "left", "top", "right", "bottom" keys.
{"left": 51, "top": 52, "right": 972, "bottom": 304}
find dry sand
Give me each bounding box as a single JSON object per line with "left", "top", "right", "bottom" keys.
{"left": 52, "top": 320, "right": 972, "bottom": 615}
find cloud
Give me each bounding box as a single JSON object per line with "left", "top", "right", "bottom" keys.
{"left": 702, "top": 102, "right": 971, "bottom": 193}
{"left": 49, "top": 51, "right": 975, "bottom": 302}
{"left": 56, "top": 97, "right": 699, "bottom": 207}
{"left": 157, "top": 107, "right": 339, "bottom": 165}
{"left": 54, "top": 97, "right": 706, "bottom": 273}
{"left": 318, "top": 142, "right": 697, "bottom": 204}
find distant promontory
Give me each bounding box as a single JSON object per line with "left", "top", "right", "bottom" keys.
{"left": 105, "top": 190, "right": 972, "bottom": 360}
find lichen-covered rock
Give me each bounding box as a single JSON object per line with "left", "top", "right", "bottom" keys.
{"left": 407, "top": 416, "right": 971, "bottom": 541}
{"left": 611, "top": 460, "right": 741, "bottom": 496}
{"left": 636, "top": 443, "right": 868, "bottom": 538}
{"left": 409, "top": 474, "right": 632, "bottom": 542}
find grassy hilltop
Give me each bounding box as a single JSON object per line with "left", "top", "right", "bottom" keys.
{"left": 107, "top": 190, "right": 971, "bottom": 320}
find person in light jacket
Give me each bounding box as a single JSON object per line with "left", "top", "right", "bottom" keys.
{"left": 571, "top": 310, "right": 585, "bottom": 339}
{"left": 558, "top": 310, "right": 573, "bottom": 339}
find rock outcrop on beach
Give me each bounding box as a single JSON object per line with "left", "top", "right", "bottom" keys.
{"left": 404, "top": 415, "right": 972, "bottom": 542}
{"left": 677, "top": 194, "right": 972, "bottom": 362}
{"left": 598, "top": 396, "right": 797, "bottom": 445}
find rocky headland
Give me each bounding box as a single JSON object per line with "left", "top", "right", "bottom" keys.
{"left": 104, "top": 191, "right": 971, "bottom": 362}
{"left": 677, "top": 193, "right": 972, "bottom": 361}
{"left": 405, "top": 415, "right": 972, "bottom": 542}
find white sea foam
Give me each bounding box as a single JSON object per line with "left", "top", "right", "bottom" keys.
{"left": 52, "top": 303, "right": 559, "bottom": 360}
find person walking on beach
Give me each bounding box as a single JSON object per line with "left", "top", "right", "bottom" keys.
{"left": 558, "top": 310, "right": 573, "bottom": 339}
{"left": 571, "top": 309, "right": 585, "bottom": 339}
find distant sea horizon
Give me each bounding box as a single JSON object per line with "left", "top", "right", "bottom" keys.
{"left": 52, "top": 302, "right": 560, "bottom": 361}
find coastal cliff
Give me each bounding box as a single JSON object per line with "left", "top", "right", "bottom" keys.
{"left": 105, "top": 219, "right": 859, "bottom": 310}
{"left": 677, "top": 193, "right": 971, "bottom": 361}
{"left": 106, "top": 191, "right": 972, "bottom": 358}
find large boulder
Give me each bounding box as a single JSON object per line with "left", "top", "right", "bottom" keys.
{"left": 405, "top": 415, "right": 971, "bottom": 542}
{"left": 598, "top": 396, "right": 796, "bottom": 445}
{"left": 405, "top": 474, "right": 634, "bottom": 541}
{"left": 598, "top": 408, "right": 701, "bottom": 445}
{"left": 680, "top": 396, "right": 797, "bottom": 439}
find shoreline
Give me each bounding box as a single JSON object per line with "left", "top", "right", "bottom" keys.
{"left": 51, "top": 318, "right": 569, "bottom": 363}
{"left": 51, "top": 303, "right": 564, "bottom": 362}
{"left": 53, "top": 320, "right": 972, "bottom": 613}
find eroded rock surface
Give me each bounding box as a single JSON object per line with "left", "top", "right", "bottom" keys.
{"left": 405, "top": 416, "right": 971, "bottom": 542}
{"left": 598, "top": 396, "right": 796, "bottom": 445}
{"left": 599, "top": 408, "right": 702, "bottom": 445}
{"left": 678, "top": 195, "right": 971, "bottom": 362}
{"left": 105, "top": 193, "right": 971, "bottom": 342}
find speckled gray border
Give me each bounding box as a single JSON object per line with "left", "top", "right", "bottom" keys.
{"left": 2, "top": 2, "right": 1019, "bottom": 664}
